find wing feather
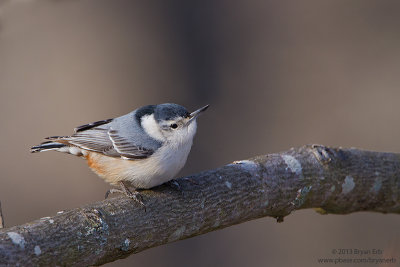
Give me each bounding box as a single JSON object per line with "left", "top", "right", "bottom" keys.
{"left": 108, "top": 129, "right": 154, "bottom": 159}
{"left": 46, "top": 117, "right": 157, "bottom": 159}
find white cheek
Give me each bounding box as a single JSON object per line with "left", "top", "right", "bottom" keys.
{"left": 141, "top": 114, "right": 165, "bottom": 142}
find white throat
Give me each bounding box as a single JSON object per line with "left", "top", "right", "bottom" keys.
{"left": 141, "top": 114, "right": 165, "bottom": 142}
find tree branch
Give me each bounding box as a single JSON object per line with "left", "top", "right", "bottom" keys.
{"left": 0, "top": 145, "right": 399, "bottom": 266}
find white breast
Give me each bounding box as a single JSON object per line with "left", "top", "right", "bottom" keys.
{"left": 98, "top": 140, "right": 193, "bottom": 188}
{"left": 88, "top": 121, "right": 198, "bottom": 189}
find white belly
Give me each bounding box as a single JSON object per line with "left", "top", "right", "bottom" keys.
{"left": 86, "top": 140, "right": 193, "bottom": 189}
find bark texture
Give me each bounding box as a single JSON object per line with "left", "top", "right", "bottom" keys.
{"left": 0, "top": 145, "right": 399, "bottom": 266}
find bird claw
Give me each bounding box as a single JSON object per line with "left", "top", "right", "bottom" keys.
{"left": 166, "top": 179, "right": 182, "bottom": 191}
{"left": 105, "top": 188, "right": 123, "bottom": 199}
{"left": 124, "top": 190, "right": 146, "bottom": 211}
{"left": 105, "top": 182, "right": 146, "bottom": 211}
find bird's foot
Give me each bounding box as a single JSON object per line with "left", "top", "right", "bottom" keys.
{"left": 105, "top": 181, "right": 146, "bottom": 211}
{"left": 166, "top": 179, "right": 182, "bottom": 191}
{"left": 105, "top": 188, "right": 124, "bottom": 199}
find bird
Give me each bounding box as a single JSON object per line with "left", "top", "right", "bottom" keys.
{"left": 31, "top": 103, "right": 209, "bottom": 206}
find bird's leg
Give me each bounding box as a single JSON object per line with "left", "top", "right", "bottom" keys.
{"left": 119, "top": 181, "right": 145, "bottom": 204}
{"left": 105, "top": 181, "right": 146, "bottom": 210}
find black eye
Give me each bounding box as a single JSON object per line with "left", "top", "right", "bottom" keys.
{"left": 170, "top": 123, "right": 178, "bottom": 129}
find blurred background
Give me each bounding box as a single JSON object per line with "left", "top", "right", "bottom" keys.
{"left": 1, "top": 0, "right": 400, "bottom": 266}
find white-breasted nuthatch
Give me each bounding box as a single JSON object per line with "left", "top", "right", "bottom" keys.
{"left": 31, "top": 103, "right": 209, "bottom": 206}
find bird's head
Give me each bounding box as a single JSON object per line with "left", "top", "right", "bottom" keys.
{"left": 139, "top": 103, "right": 209, "bottom": 144}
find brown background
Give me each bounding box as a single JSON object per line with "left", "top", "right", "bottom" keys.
{"left": 0, "top": 1, "right": 399, "bottom": 266}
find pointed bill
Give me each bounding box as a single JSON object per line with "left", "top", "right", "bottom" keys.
{"left": 188, "top": 104, "right": 209, "bottom": 124}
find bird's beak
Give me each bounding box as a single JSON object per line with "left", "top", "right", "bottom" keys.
{"left": 188, "top": 104, "right": 209, "bottom": 124}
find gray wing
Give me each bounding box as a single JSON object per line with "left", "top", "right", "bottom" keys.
{"left": 107, "top": 129, "right": 154, "bottom": 159}
{"left": 48, "top": 116, "right": 158, "bottom": 159}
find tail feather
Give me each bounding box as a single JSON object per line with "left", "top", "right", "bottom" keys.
{"left": 31, "top": 141, "right": 67, "bottom": 153}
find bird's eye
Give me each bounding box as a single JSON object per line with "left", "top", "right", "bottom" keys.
{"left": 170, "top": 123, "right": 178, "bottom": 129}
